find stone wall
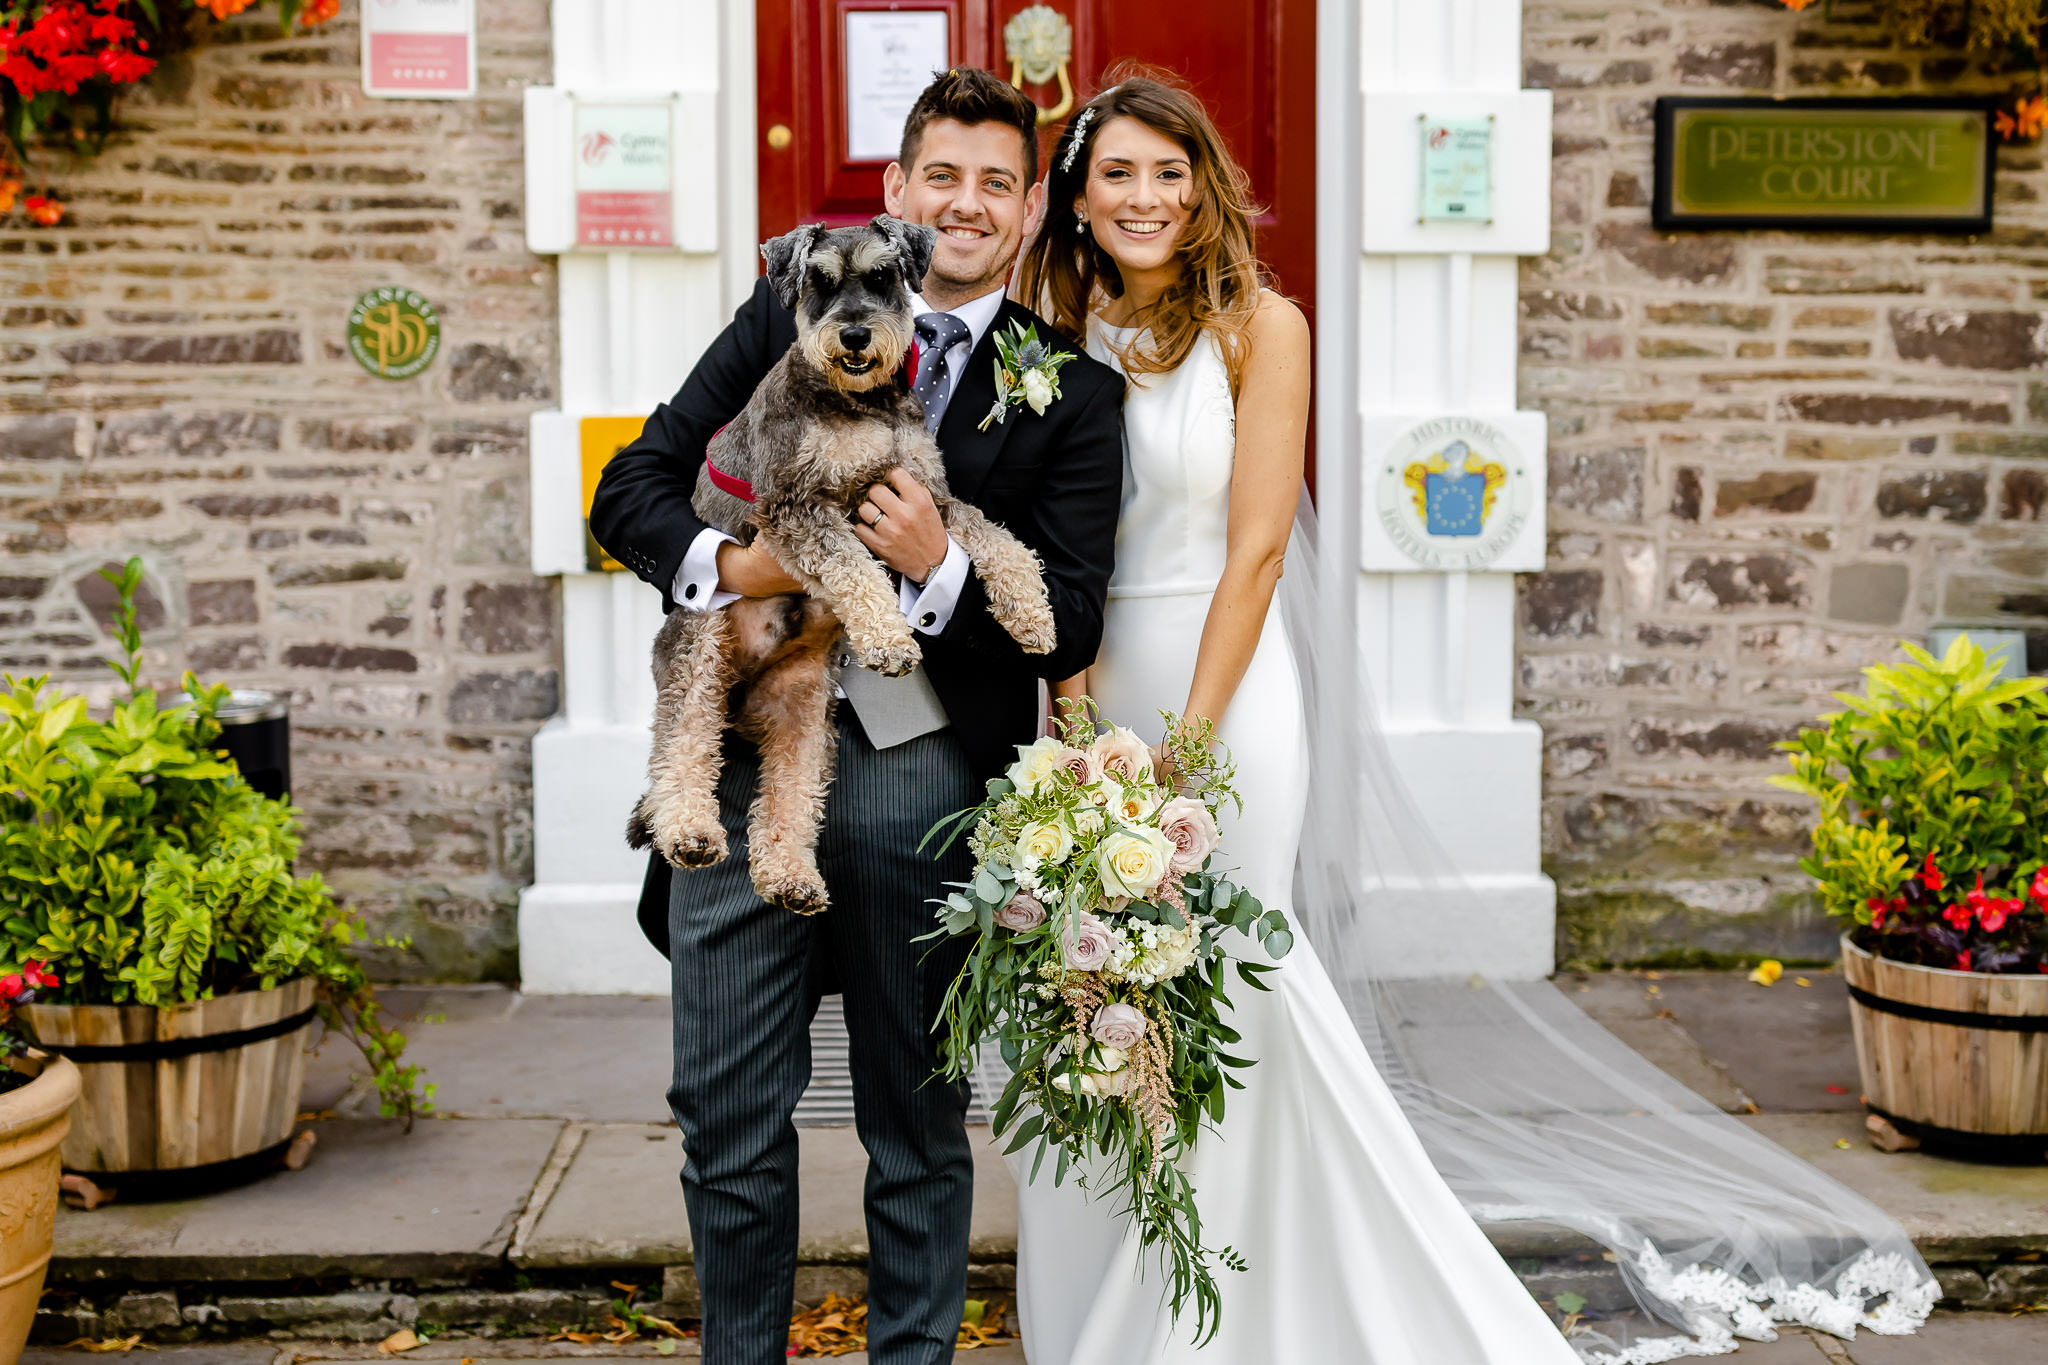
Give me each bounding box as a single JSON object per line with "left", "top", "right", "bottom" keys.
{"left": 0, "top": 3, "right": 556, "bottom": 980}
{"left": 1522, "top": 1, "right": 2048, "bottom": 966}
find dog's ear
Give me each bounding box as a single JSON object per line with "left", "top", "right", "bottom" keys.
{"left": 761, "top": 222, "right": 823, "bottom": 311}
{"left": 872, "top": 215, "right": 936, "bottom": 293}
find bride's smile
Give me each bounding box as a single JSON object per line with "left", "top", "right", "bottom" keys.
{"left": 1078, "top": 116, "right": 1192, "bottom": 297}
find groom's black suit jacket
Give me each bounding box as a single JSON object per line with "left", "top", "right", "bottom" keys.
{"left": 588, "top": 277, "right": 1125, "bottom": 955}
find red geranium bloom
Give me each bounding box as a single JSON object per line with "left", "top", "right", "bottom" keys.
{"left": 0, "top": 973, "right": 21, "bottom": 1000}
{"left": 98, "top": 46, "right": 152, "bottom": 82}
{"left": 1943, "top": 902, "right": 1974, "bottom": 931}
{"left": 2032, "top": 867, "right": 2048, "bottom": 910}
{"left": 1921, "top": 851, "right": 1945, "bottom": 892}
{"left": 1956, "top": 951, "right": 1973, "bottom": 972}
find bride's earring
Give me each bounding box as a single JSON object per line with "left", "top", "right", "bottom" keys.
{"left": 1075, "top": 209, "right": 1087, "bottom": 234}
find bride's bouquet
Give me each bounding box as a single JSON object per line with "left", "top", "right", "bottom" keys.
{"left": 919, "top": 700, "right": 1293, "bottom": 1341}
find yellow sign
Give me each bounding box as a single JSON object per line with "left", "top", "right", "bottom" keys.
{"left": 580, "top": 415, "right": 647, "bottom": 571}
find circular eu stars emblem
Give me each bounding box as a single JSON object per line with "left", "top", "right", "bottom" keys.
{"left": 1373, "top": 416, "right": 1532, "bottom": 571}
{"left": 347, "top": 286, "right": 442, "bottom": 380}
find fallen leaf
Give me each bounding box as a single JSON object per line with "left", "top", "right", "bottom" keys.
{"left": 377, "top": 1330, "right": 419, "bottom": 1354}
{"left": 66, "top": 1337, "right": 148, "bottom": 1354}
{"left": 1748, "top": 959, "right": 1783, "bottom": 987}
{"left": 1555, "top": 1290, "right": 1588, "bottom": 1316}
{"left": 1794, "top": 977, "right": 1812, "bottom": 987}
{"left": 655, "top": 1342, "right": 678, "bottom": 1357}
{"left": 1644, "top": 971, "right": 1662, "bottom": 981}
{"left": 1825, "top": 1084, "right": 1848, "bottom": 1094}
{"left": 1836, "top": 1139, "right": 1852, "bottom": 1148}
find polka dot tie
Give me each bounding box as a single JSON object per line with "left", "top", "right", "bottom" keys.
{"left": 912, "top": 311, "right": 971, "bottom": 434}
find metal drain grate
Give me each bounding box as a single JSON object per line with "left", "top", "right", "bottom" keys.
{"left": 793, "top": 996, "right": 990, "bottom": 1127}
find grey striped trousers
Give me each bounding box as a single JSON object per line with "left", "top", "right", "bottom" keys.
{"left": 666, "top": 715, "right": 978, "bottom": 1365}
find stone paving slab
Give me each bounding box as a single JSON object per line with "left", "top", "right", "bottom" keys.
{"left": 307, "top": 989, "right": 672, "bottom": 1124}
{"left": 1744, "top": 1111, "right": 2048, "bottom": 1257}
{"left": 516, "top": 1124, "right": 1018, "bottom": 1268}
{"left": 51, "top": 1119, "right": 565, "bottom": 1282}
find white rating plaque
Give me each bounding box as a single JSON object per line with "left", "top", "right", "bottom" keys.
{"left": 573, "top": 102, "right": 676, "bottom": 248}
{"left": 362, "top": 0, "right": 476, "bottom": 100}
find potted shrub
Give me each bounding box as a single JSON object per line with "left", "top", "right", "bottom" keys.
{"left": 0, "top": 560, "right": 430, "bottom": 1181}
{"left": 1774, "top": 634, "right": 2048, "bottom": 1159}
{"left": 1, "top": 964, "right": 79, "bottom": 1360}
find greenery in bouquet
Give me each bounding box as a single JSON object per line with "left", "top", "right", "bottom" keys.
{"left": 1, "top": 0, "right": 339, "bottom": 226}
{"left": 0, "top": 558, "right": 430, "bottom": 1119}
{"left": 1771, "top": 634, "right": 2048, "bottom": 975}
{"left": 920, "top": 699, "right": 1293, "bottom": 1342}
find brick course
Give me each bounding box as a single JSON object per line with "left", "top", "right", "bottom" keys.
{"left": 1524, "top": 1, "right": 2048, "bottom": 966}
{"left": 0, "top": 2, "right": 556, "bottom": 980}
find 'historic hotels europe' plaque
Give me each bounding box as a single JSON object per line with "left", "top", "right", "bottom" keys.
{"left": 1653, "top": 97, "right": 1995, "bottom": 233}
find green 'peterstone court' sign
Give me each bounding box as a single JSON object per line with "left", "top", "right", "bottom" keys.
{"left": 1654, "top": 97, "right": 1995, "bottom": 233}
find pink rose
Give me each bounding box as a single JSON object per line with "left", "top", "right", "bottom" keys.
{"left": 1156, "top": 796, "right": 1219, "bottom": 873}
{"left": 1055, "top": 746, "right": 1101, "bottom": 789}
{"left": 1091, "top": 725, "right": 1153, "bottom": 786}
{"left": 1090, "top": 1002, "right": 1147, "bottom": 1050}
{"left": 996, "top": 891, "right": 1047, "bottom": 932}
{"left": 1061, "top": 912, "right": 1115, "bottom": 972}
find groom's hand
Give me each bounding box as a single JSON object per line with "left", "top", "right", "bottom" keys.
{"left": 715, "top": 540, "right": 803, "bottom": 598}
{"left": 854, "top": 468, "right": 949, "bottom": 583}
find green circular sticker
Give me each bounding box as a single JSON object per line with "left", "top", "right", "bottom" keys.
{"left": 348, "top": 286, "right": 441, "bottom": 380}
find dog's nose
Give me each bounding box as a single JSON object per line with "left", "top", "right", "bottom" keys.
{"left": 839, "top": 325, "right": 872, "bottom": 351}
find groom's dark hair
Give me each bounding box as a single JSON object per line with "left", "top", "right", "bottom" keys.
{"left": 899, "top": 68, "right": 1039, "bottom": 187}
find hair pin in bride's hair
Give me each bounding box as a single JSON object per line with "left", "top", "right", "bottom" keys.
{"left": 1060, "top": 102, "right": 1099, "bottom": 175}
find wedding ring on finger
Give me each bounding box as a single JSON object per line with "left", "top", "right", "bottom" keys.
{"left": 860, "top": 503, "right": 885, "bottom": 527}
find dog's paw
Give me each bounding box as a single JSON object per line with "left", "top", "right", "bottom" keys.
{"left": 852, "top": 633, "right": 922, "bottom": 678}
{"left": 756, "top": 865, "right": 830, "bottom": 917}
{"left": 625, "top": 804, "right": 654, "bottom": 849}
{"left": 654, "top": 818, "right": 728, "bottom": 870}
{"left": 996, "top": 598, "right": 1058, "bottom": 656}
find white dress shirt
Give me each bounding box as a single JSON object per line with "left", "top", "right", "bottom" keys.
{"left": 673, "top": 286, "right": 1003, "bottom": 634}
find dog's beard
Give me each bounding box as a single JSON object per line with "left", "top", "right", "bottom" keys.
{"left": 799, "top": 313, "right": 912, "bottom": 393}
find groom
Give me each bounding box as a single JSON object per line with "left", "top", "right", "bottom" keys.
{"left": 589, "top": 68, "right": 1123, "bottom": 1365}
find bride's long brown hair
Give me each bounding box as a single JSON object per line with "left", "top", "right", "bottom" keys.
{"left": 1016, "top": 66, "right": 1266, "bottom": 393}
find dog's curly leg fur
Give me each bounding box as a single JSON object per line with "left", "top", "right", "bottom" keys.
{"left": 766, "top": 511, "right": 921, "bottom": 676}
{"left": 940, "top": 500, "right": 1058, "bottom": 654}
{"left": 740, "top": 650, "right": 837, "bottom": 916}
{"left": 628, "top": 609, "right": 736, "bottom": 869}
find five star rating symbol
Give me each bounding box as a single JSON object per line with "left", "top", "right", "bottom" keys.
{"left": 391, "top": 66, "right": 452, "bottom": 81}
{"left": 591, "top": 227, "right": 665, "bottom": 243}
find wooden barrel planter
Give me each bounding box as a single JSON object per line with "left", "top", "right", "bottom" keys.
{"left": 1842, "top": 935, "right": 2048, "bottom": 1161}
{"left": 0, "top": 1050, "right": 80, "bottom": 1363}
{"left": 17, "top": 977, "right": 315, "bottom": 1175}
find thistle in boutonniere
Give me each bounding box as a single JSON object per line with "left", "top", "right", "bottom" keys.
{"left": 979, "top": 322, "right": 1076, "bottom": 432}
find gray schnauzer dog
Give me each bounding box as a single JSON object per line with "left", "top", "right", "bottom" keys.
{"left": 626, "top": 215, "right": 1057, "bottom": 916}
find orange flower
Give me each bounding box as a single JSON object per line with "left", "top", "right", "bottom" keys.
{"left": 202, "top": 0, "right": 258, "bottom": 18}
{"left": 1778, "top": 0, "right": 1820, "bottom": 9}
{"left": 299, "top": 0, "right": 339, "bottom": 24}
{"left": 24, "top": 194, "right": 64, "bottom": 226}
{"left": 0, "top": 179, "right": 19, "bottom": 214}
{"left": 1996, "top": 94, "right": 2048, "bottom": 143}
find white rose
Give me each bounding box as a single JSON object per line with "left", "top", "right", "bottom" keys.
{"left": 1113, "top": 787, "right": 1157, "bottom": 826}
{"left": 1022, "top": 369, "right": 1054, "bottom": 414}
{"left": 1098, "top": 826, "right": 1173, "bottom": 899}
{"left": 1005, "top": 735, "right": 1064, "bottom": 796}
{"left": 1015, "top": 819, "right": 1074, "bottom": 870}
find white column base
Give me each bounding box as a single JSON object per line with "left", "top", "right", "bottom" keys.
{"left": 518, "top": 882, "right": 670, "bottom": 995}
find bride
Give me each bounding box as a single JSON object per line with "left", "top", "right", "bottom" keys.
{"left": 1007, "top": 74, "right": 1585, "bottom": 1364}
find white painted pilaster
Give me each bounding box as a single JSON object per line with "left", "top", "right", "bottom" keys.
{"left": 518, "top": 0, "right": 756, "bottom": 993}
{"left": 1337, "top": 0, "right": 1558, "bottom": 978}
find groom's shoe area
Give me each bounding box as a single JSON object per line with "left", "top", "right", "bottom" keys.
{"left": 26, "top": 978, "right": 2048, "bottom": 1356}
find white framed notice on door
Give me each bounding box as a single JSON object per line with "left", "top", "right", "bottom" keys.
{"left": 574, "top": 101, "right": 676, "bottom": 248}
{"left": 844, "top": 10, "right": 950, "bottom": 162}
{"left": 362, "top": 0, "right": 476, "bottom": 100}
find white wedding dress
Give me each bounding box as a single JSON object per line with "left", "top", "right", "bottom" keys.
{"left": 1009, "top": 316, "right": 1582, "bottom": 1364}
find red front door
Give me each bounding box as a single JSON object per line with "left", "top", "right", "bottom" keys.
{"left": 756, "top": 1, "right": 1317, "bottom": 325}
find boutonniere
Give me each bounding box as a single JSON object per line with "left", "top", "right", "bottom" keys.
{"left": 978, "top": 322, "right": 1076, "bottom": 432}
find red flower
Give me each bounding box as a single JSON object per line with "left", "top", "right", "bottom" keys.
{"left": 1956, "top": 951, "right": 1972, "bottom": 972}
{"left": 0, "top": 973, "right": 21, "bottom": 1000}
{"left": 2032, "top": 867, "right": 2048, "bottom": 910}
{"left": 87, "top": 11, "right": 132, "bottom": 43}
{"left": 24, "top": 960, "right": 57, "bottom": 990}
{"left": 1921, "top": 851, "right": 1946, "bottom": 892}
{"left": 299, "top": 0, "right": 339, "bottom": 24}
{"left": 98, "top": 45, "right": 152, "bottom": 82}
{"left": 1982, "top": 896, "right": 2023, "bottom": 934}
{"left": 24, "top": 195, "right": 64, "bottom": 226}
{"left": 1944, "top": 902, "right": 1974, "bottom": 931}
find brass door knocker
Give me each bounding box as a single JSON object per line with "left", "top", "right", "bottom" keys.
{"left": 1004, "top": 4, "right": 1074, "bottom": 127}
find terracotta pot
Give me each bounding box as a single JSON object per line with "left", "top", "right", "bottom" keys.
{"left": 19, "top": 978, "right": 313, "bottom": 1174}
{"left": 1842, "top": 933, "right": 2048, "bottom": 1159}
{"left": 0, "top": 1049, "right": 81, "bottom": 1365}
